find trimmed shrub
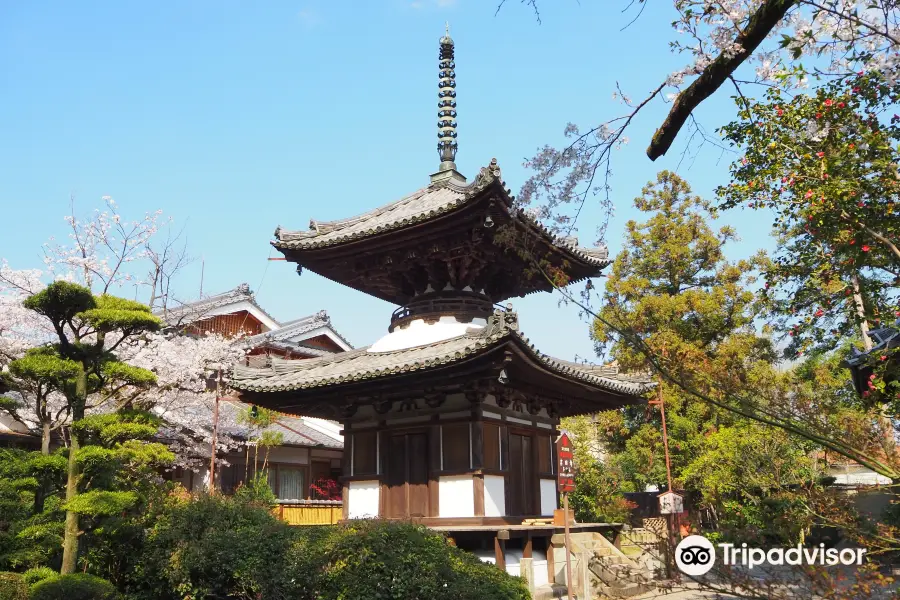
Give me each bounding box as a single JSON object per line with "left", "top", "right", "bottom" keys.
{"left": 0, "top": 572, "right": 27, "bottom": 600}
{"left": 29, "top": 574, "right": 116, "bottom": 600}
{"left": 20, "top": 568, "right": 55, "bottom": 588}
{"left": 291, "top": 520, "right": 530, "bottom": 600}
{"left": 132, "top": 494, "right": 297, "bottom": 600}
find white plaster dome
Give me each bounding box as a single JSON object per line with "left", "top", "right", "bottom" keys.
{"left": 368, "top": 315, "right": 486, "bottom": 353}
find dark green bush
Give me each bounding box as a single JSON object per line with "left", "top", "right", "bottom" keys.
{"left": 0, "top": 572, "right": 27, "bottom": 600}
{"left": 20, "top": 568, "right": 55, "bottom": 587}
{"left": 131, "top": 494, "right": 297, "bottom": 600}
{"left": 291, "top": 520, "right": 530, "bottom": 600}
{"left": 29, "top": 574, "right": 116, "bottom": 600}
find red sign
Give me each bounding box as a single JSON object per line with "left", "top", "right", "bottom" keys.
{"left": 557, "top": 433, "right": 575, "bottom": 494}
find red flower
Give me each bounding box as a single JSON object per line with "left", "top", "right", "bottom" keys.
{"left": 815, "top": 309, "right": 824, "bottom": 317}
{"left": 881, "top": 355, "right": 888, "bottom": 361}
{"left": 853, "top": 87, "right": 860, "bottom": 93}
{"left": 777, "top": 109, "right": 784, "bottom": 116}
{"left": 816, "top": 113, "right": 823, "bottom": 119}
{"left": 816, "top": 152, "right": 825, "bottom": 157}
{"left": 858, "top": 202, "right": 865, "bottom": 207}
{"left": 805, "top": 190, "right": 814, "bottom": 198}
{"left": 824, "top": 98, "right": 834, "bottom": 107}
{"left": 849, "top": 143, "right": 855, "bottom": 149}
{"left": 850, "top": 240, "right": 856, "bottom": 245}
{"left": 837, "top": 102, "right": 845, "bottom": 108}
{"left": 862, "top": 245, "right": 870, "bottom": 252}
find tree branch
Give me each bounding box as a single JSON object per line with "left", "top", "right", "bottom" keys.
{"left": 647, "top": 0, "right": 796, "bottom": 160}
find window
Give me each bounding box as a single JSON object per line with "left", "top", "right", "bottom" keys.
{"left": 277, "top": 467, "right": 306, "bottom": 501}
{"left": 442, "top": 422, "right": 470, "bottom": 471}
{"left": 353, "top": 431, "right": 378, "bottom": 475}
{"left": 483, "top": 422, "right": 501, "bottom": 470}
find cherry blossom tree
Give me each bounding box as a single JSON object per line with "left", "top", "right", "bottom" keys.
{"left": 502, "top": 0, "right": 900, "bottom": 238}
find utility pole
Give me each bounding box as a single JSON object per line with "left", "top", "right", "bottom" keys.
{"left": 208, "top": 368, "right": 222, "bottom": 494}
{"left": 650, "top": 370, "right": 678, "bottom": 580}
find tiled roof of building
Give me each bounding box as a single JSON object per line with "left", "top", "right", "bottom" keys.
{"left": 244, "top": 310, "right": 354, "bottom": 351}
{"left": 273, "top": 159, "right": 609, "bottom": 268}
{"left": 232, "top": 308, "right": 651, "bottom": 397}
{"left": 156, "top": 284, "right": 280, "bottom": 329}
{"left": 843, "top": 321, "right": 900, "bottom": 367}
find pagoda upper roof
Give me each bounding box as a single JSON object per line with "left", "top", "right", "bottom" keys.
{"left": 231, "top": 307, "right": 651, "bottom": 417}
{"left": 271, "top": 159, "right": 610, "bottom": 305}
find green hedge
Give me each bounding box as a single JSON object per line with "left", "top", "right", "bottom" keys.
{"left": 29, "top": 574, "right": 116, "bottom": 600}
{"left": 131, "top": 495, "right": 529, "bottom": 600}
{"left": 0, "top": 573, "right": 27, "bottom": 600}
{"left": 292, "top": 520, "right": 530, "bottom": 600}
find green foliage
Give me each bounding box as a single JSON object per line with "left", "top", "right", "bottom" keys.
{"left": 20, "top": 568, "right": 56, "bottom": 588}
{"left": 98, "top": 362, "right": 156, "bottom": 388}
{"left": 63, "top": 491, "right": 140, "bottom": 518}
{"left": 0, "top": 573, "right": 27, "bottom": 600}
{"left": 9, "top": 348, "right": 81, "bottom": 383}
{"left": 29, "top": 574, "right": 117, "bottom": 600}
{"left": 232, "top": 474, "right": 276, "bottom": 508}
{"left": 589, "top": 172, "right": 821, "bottom": 544}
{"left": 568, "top": 459, "right": 636, "bottom": 524}
{"left": 132, "top": 494, "right": 297, "bottom": 600}
{"left": 130, "top": 496, "right": 528, "bottom": 600}
{"left": 23, "top": 283, "right": 95, "bottom": 328}
{"left": 294, "top": 520, "right": 530, "bottom": 600}
{"left": 718, "top": 73, "right": 899, "bottom": 361}
{"left": 0, "top": 450, "right": 65, "bottom": 571}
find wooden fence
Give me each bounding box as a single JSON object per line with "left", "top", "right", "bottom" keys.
{"left": 276, "top": 501, "right": 342, "bottom": 525}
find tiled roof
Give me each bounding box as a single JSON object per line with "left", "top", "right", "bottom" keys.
{"left": 273, "top": 159, "right": 610, "bottom": 268}
{"left": 232, "top": 308, "right": 651, "bottom": 397}
{"left": 244, "top": 310, "right": 354, "bottom": 350}
{"left": 843, "top": 320, "right": 900, "bottom": 366}
{"left": 157, "top": 284, "right": 280, "bottom": 329}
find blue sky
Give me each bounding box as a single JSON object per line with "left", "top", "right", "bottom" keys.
{"left": 0, "top": 1, "right": 774, "bottom": 361}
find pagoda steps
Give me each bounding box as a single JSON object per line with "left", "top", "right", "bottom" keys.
{"left": 548, "top": 531, "right": 656, "bottom": 599}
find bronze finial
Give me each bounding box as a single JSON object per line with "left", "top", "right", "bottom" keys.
{"left": 437, "top": 25, "right": 457, "bottom": 172}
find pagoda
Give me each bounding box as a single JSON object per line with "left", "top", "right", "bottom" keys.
{"left": 232, "top": 29, "right": 650, "bottom": 532}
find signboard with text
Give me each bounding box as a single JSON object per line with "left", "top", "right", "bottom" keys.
{"left": 557, "top": 433, "right": 575, "bottom": 494}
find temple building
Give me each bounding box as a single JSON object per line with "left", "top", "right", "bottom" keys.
{"left": 232, "top": 28, "right": 652, "bottom": 593}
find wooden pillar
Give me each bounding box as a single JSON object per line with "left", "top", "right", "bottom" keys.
{"left": 524, "top": 532, "right": 533, "bottom": 559}
{"left": 494, "top": 534, "right": 507, "bottom": 571}
{"left": 546, "top": 537, "right": 556, "bottom": 583}
{"left": 474, "top": 474, "right": 485, "bottom": 516}
{"left": 428, "top": 420, "right": 441, "bottom": 517}
{"left": 471, "top": 419, "right": 484, "bottom": 469}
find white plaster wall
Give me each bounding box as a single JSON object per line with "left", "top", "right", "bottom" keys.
{"left": 540, "top": 479, "right": 558, "bottom": 516}
{"left": 484, "top": 475, "right": 506, "bottom": 517}
{"left": 348, "top": 481, "right": 380, "bottom": 519}
{"left": 266, "top": 446, "right": 309, "bottom": 465}
{"left": 439, "top": 475, "right": 475, "bottom": 518}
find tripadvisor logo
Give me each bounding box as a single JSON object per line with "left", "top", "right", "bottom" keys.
{"left": 675, "top": 535, "right": 868, "bottom": 576}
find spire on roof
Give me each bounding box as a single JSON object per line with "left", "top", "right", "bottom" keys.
{"left": 436, "top": 24, "right": 458, "bottom": 174}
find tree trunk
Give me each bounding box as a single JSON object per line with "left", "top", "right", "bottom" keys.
{"left": 41, "top": 421, "right": 50, "bottom": 455}
{"left": 60, "top": 372, "right": 86, "bottom": 575}
{"left": 851, "top": 272, "right": 873, "bottom": 351}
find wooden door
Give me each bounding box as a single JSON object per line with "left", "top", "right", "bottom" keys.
{"left": 385, "top": 432, "right": 430, "bottom": 518}
{"left": 507, "top": 433, "right": 535, "bottom": 516}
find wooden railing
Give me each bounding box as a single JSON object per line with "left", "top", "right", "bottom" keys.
{"left": 276, "top": 500, "right": 342, "bottom": 525}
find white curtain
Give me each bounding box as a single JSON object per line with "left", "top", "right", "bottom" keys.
{"left": 278, "top": 467, "right": 305, "bottom": 501}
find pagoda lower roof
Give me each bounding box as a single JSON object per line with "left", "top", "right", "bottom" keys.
{"left": 231, "top": 309, "right": 652, "bottom": 416}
